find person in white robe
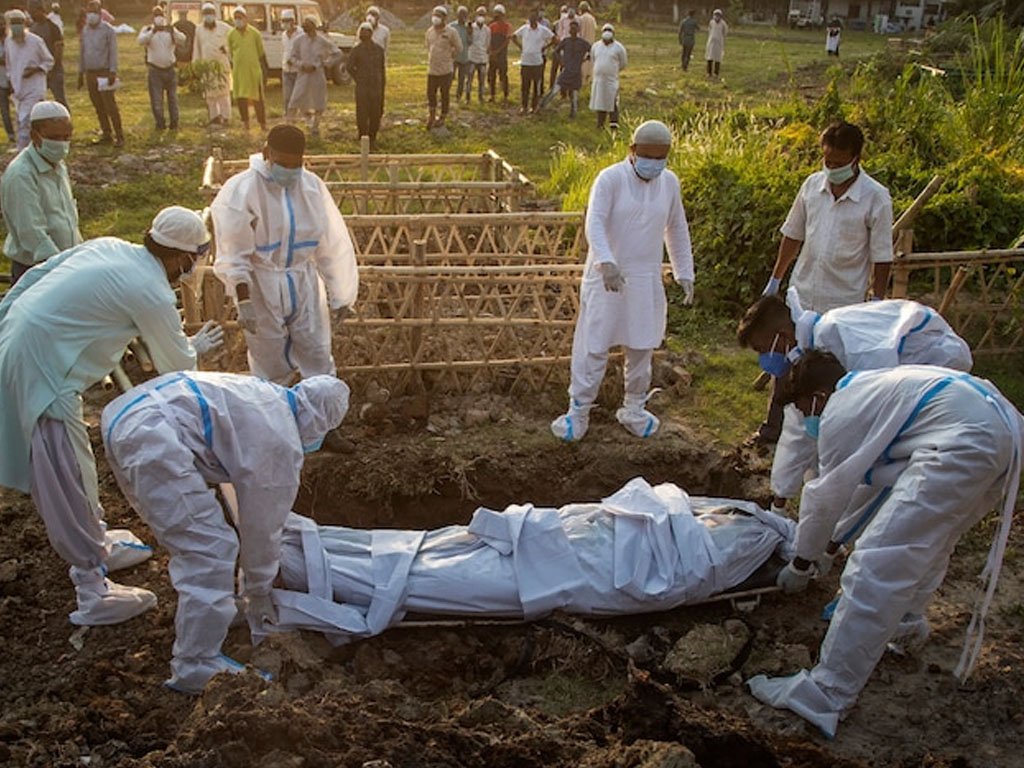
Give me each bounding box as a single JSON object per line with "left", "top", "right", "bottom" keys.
{"left": 749, "top": 354, "right": 1023, "bottom": 739}
{"left": 704, "top": 8, "right": 727, "bottom": 78}
{"left": 4, "top": 9, "right": 53, "bottom": 149}
{"left": 285, "top": 17, "right": 339, "bottom": 138}
{"left": 191, "top": 2, "right": 232, "bottom": 124}
{"left": 588, "top": 22, "right": 625, "bottom": 129}
{"left": 210, "top": 124, "right": 358, "bottom": 386}
{"left": 552, "top": 120, "right": 694, "bottom": 442}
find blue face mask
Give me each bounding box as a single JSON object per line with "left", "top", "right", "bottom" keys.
{"left": 302, "top": 437, "right": 324, "bottom": 454}
{"left": 757, "top": 334, "right": 792, "bottom": 378}
{"left": 270, "top": 163, "right": 301, "bottom": 188}
{"left": 824, "top": 160, "right": 856, "bottom": 185}
{"left": 804, "top": 395, "right": 822, "bottom": 438}
{"left": 633, "top": 156, "right": 667, "bottom": 181}
{"left": 86, "top": 12, "right": 100, "bottom": 25}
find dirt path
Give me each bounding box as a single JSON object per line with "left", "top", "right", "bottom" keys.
{"left": 1, "top": 387, "right": 1021, "bottom": 767}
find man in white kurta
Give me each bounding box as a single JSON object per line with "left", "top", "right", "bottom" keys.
{"left": 286, "top": 18, "right": 339, "bottom": 137}
{"left": 0, "top": 207, "right": 222, "bottom": 627}
{"left": 704, "top": 9, "right": 727, "bottom": 77}
{"left": 4, "top": 10, "right": 53, "bottom": 149}
{"left": 588, "top": 23, "right": 625, "bottom": 129}
{"left": 552, "top": 121, "right": 693, "bottom": 442}
{"left": 191, "top": 2, "right": 232, "bottom": 125}
{"left": 211, "top": 124, "right": 358, "bottom": 386}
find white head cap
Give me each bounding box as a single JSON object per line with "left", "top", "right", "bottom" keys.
{"left": 358, "top": 20, "right": 372, "bottom": 32}
{"left": 280, "top": 7, "right": 295, "bottom": 18}
{"left": 713, "top": 8, "right": 723, "bottom": 15}
{"left": 602, "top": 22, "right": 613, "bottom": 31}
{"left": 493, "top": 3, "right": 505, "bottom": 13}
{"left": 433, "top": 5, "right": 447, "bottom": 15}
{"left": 201, "top": 1, "right": 215, "bottom": 10}
{"left": 150, "top": 206, "right": 211, "bottom": 253}
{"left": 6, "top": 9, "right": 26, "bottom": 21}
{"left": 366, "top": 4, "right": 381, "bottom": 15}
{"left": 631, "top": 119, "right": 672, "bottom": 146}
{"left": 232, "top": 5, "right": 246, "bottom": 16}
{"left": 290, "top": 376, "right": 351, "bottom": 448}
{"left": 30, "top": 100, "right": 71, "bottom": 122}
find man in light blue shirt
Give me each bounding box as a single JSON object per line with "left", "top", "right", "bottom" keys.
{"left": 1, "top": 100, "right": 80, "bottom": 284}
{"left": 0, "top": 207, "right": 224, "bottom": 627}
{"left": 77, "top": 0, "right": 122, "bottom": 146}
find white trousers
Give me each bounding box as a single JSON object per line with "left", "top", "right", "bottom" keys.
{"left": 106, "top": 404, "right": 239, "bottom": 684}
{"left": 568, "top": 346, "right": 653, "bottom": 405}
{"left": 206, "top": 91, "right": 231, "bottom": 122}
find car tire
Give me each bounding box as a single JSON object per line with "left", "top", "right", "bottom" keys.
{"left": 331, "top": 58, "right": 351, "bottom": 85}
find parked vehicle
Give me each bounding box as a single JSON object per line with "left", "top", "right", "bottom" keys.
{"left": 788, "top": 0, "right": 823, "bottom": 29}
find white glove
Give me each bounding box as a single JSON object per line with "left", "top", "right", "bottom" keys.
{"left": 236, "top": 299, "right": 258, "bottom": 334}
{"left": 599, "top": 262, "right": 625, "bottom": 292}
{"left": 776, "top": 561, "right": 814, "bottom": 594}
{"left": 762, "top": 276, "right": 781, "bottom": 297}
{"left": 244, "top": 592, "right": 278, "bottom": 628}
{"left": 331, "top": 305, "right": 351, "bottom": 325}
{"left": 677, "top": 278, "right": 694, "bottom": 305}
{"left": 189, "top": 321, "right": 224, "bottom": 357}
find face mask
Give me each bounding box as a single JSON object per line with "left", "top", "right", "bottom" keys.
{"left": 203, "top": 14, "right": 215, "bottom": 26}
{"left": 803, "top": 395, "right": 822, "bottom": 438}
{"left": 179, "top": 257, "right": 198, "bottom": 281}
{"left": 234, "top": 17, "right": 246, "bottom": 28}
{"left": 601, "top": 30, "right": 613, "bottom": 41}
{"left": 38, "top": 138, "right": 70, "bottom": 163}
{"left": 154, "top": 16, "right": 165, "bottom": 27}
{"left": 633, "top": 156, "right": 666, "bottom": 181}
{"left": 302, "top": 436, "right": 324, "bottom": 454}
{"left": 10, "top": 23, "right": 24, "bottom": 37}
{"left": 757, "top": 334, "right": 792, "bottom": 377}
{"left": 476, "top": 15, "right": 484, "bottom": 24}
{"left": 825, "top": 160, "right": 856, "bottom": 185}
{"left": 431, "top": 15, "right": 442, "bottom": 26}
{"left": 86, "top": 12, "right": 100, "bottom": 26}
{"left": 270, "top": 163, "right": 301, "bottom": 188}
{"left": 366, "top": 14, "right": 375, "bottom": 24}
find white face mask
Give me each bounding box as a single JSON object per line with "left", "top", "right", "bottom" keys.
{"left": 203, "top": 13, "right": 215, "bottom": 25}
{"left": 431, "top": 15, "right": 442, "bottom": 26}
{"left": 601, "top": 30, "right": 613, "bottom": 41}
{"left": 153, "top": 15, "right": 165, "bottom": 27}
{"left": 366, "top": 14, "right": 375, "bottom": 24}
{"left": 476, "top": 15, "right": 485, "bottom": 24}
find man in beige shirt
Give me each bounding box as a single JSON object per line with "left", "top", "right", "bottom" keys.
{"left": 424, "top": 5, "right": 461, "bottom": 128}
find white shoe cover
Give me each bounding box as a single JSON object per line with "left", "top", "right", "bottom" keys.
{"left": 69, "top": 567, "right": 157, "bottom": 626}
{"left": 103, "top": 529, "right": 154, "bottom": 572}
{"left": 887, "top": 613, "right": 930, "bottom": 655}
{"left": 550, "top": 401, "right": 592, "bottom": 442}
{"left": 166, "top": 653, "right": 272, "bottom": 694}
{"left": 747, "top": 670, "right": 841, "bottom": 739}
{"left": 616, "top": 393, "right": 660, "bottom": 438}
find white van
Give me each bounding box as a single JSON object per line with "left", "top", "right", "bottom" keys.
{"left": 170, "top": 0, "right": 355, "bottom": 82}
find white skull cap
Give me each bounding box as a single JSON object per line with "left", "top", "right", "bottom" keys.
{"left": 6, "top": 9, "right": 26, "bottom": 20}
{"left": 358, "top": 21, "right": 372, "bottom": 31}
{"left": 493, "top": 4, "right": 505, "bottom": 13}
{"left": 232, "top": 5, "right": 246, "bottom": 15}
{"left": 150, "top": 206, "right": 211, "bottom": 252}
{"left": 433, "top": 5, "right": 447, "bottom": 15}
{"left": 602, "top": 22, "right": 613, "bottom": 31}
{"left": 713, "top": 8, "right": 723, "bottom": 14}
{"left": 201, "top": 1, "right": 215, "bottom": 10}
{"left": 366, "top": 5, "right": 380, "bottom": 15}
{"left": 280, "top": 8, "right": 295, "bottom": 17}
{"left": 631, "top": 119, "right": 672, "bottom": 146}
{"left": 29, "top": 100, "right": 71, "bottom": 122}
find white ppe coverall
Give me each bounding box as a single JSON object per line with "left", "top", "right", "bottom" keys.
{"left": 0, "top": 238, "right": 196, "bottom": 621}
{"left": 557, "top": 158, "right": 692, "bottom": 439}
{"left": 771, "top": 286, "right": 973, "bottom": 500}
{"left": 749, "top": 366, "right": 1023, "bottom": 738}
{"left": 210, "top": 153, "right": 359, "bottom": 384}
{"left": 260, "top": 478, "right": 795, "bottom": 643}
{"left": 101, "top": 371, "right": 350, "bottom": 693}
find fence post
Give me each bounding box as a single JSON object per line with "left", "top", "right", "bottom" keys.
{"left": 360, "top": 136, "right": 370, "bottom": 180}
{"left": 411, "top": 239, "right": 427, "bottom": 392}
{"left": 891, "top": 229, "right": 913, "bottom": 298}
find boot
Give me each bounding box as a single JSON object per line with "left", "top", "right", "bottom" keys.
{"left": 616, "top": 392, "right": 660, "bottom": 438}
{"left": 68, "top": 566, "right": 157, "bottom": 626}
{"left": 550, "top": 399, "right": 592, "bottom": 442}
{"left": 103, "top": 528, "right": 153, "bottom": 572}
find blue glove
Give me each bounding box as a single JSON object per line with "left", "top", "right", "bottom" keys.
{"left": 762, "top": 276, "right": 781, "bottom": 297}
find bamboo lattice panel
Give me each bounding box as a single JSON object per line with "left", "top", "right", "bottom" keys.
{"left": 893, "top": 249, "right": 1024, "bottom": 356}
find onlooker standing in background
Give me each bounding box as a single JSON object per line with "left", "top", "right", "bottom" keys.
{"left": 1, "top": 100, "right": 81, "bottom": 285}
{"left": 173, "top": 7, "right": 195, "bottom": 65}
{"left": 466, "top": 6, "right": 490, "bottom": 103}
{"left": 705, "top": 8, "right": 727, "bottom": 78}
{"left": 555, "top": 18, "right": 588, "bottom": 118}
{"left": 576, "top": 0, "right": 596, "bottom": 84}
{"left": 449, "top": 6, "right": 472, "bottom": 104}
{"left": 227, "top": 5, "right": 267, "bottom": 130}
{"left": 0, "top": 15, "right": 18, "bottom": 143}
{"left": 78, "top": 0, "right": 122, "bottom": 146}
{"left": 512, "top": 10, "right": 553, "bottom": 115}
{"left": 48, "top": 2, "right": 64, "bottom": 32}
{"left": 286, "top": 16, "right": 339, "bottom": 138}
{"left": 346, "top": 21, "right": 385, "bottom": 147}
{"left": 192, "top": 1, "right": 232, "bottom": 125}
{"left": 589, "top": 22, "right": 625, "bottom": 130}
{"left": 826, "top": 18, "right": 841, "bottom": 56}
{"left": 366, "top": 5, "right": 390, "bottom": 57}
{"left": 279, "top": 8, "right": 299, "bottom": 114}
{"left": 5, "top": 8, "right": 54, "bottom": 150}
{"left": 27, "top": 0, "right": 67, "bottom": 109}
{"left": 678, "top": 9, "right": 697, "bottom": 71}
{"left": 424, "top": 6, "right": 461, "bottom": 129}
{"left": 138, "top": 5, "right": 185, "bottom": 131}
{"left": 487, "top": 3, "right": 511, "bottom": 103}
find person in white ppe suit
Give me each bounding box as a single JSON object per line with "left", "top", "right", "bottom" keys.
{"left": 211, "top": 123, "right": 358, "bottom": 385}
{"left": 737, "top": 286, "right": 972, "bottom": 511}
{"left": 102, "top": 371, "right": 350, "bottom": 693}
{"left": 552, "top": 120, "right": 694, "bottom": 442}
{"left": 0, "top": 206, "right": 225, "bottom": 627}
{"left": 748, "top": 352, "right": 1023, "bottom": 738}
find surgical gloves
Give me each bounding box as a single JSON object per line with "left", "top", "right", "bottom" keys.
{"left": 762, "top": 276, "right": 781, "bottom": 297}
{"left": 236, "top": 299, "right": 258, "bottom": 334}
{"left": 189, "top": 320, "right": 225, "bottom": 357}
{"left": 776, "top": 560, "right": 813, "bottom": 593}
{"left": 599, "top": 262, "right": 626, "bottom": 292}
{"left": 330, "top": 304, "right": 351, "bottom": 325}
{"left": 244, "top": 592, "right": 278, "bottom": 632}
{"left": 677, "top": 278, "right": 694, "bottom": 305}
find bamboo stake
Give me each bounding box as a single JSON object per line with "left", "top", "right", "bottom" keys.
{"left": 892, "top": 175, "right": 943, "bottom": 235}
{"left": 938, "top": 266, "right": 970, "bottom": 314}
{"left": 111, "top": 364, "right": 133, "bottom": 392}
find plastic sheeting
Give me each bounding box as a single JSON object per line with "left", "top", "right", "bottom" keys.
{"left": 265, "top": 478, "right": 795, "bottom": 644}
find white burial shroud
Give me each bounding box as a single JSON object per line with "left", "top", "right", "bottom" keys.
{"left": 268, "top": 477, "right": 796, "bottom": 644}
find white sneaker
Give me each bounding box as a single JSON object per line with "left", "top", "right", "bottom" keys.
{"left": 615, "top": 393, "right": 660, "bottom": 438}
{"left": 550, "top": 400, "right": 592, "bottom": 441}
{"left": 69, "top": 566, "right": 158, "bottom": 626}
{"left": 103, "top": 529, "right": 154, "bottom": 572}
